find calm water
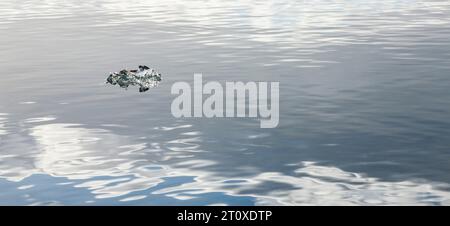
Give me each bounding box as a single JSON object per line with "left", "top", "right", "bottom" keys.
{"left": 1, "top": 0, "right": 450, "bottom": 205}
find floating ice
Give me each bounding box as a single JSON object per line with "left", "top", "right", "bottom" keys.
{"left": 106, "top": 65, "right": 162, "bottom": 92}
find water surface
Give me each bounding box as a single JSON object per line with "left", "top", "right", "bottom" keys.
{"left": 1, "top": 0, "right": 450, "bottom": 205}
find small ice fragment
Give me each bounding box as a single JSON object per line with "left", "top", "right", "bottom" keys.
{"left": 106, "top": 65, "right": 162, "bottom": 92}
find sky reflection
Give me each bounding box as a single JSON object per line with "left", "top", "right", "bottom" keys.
{"left": 1, "top": 0, "right": 450, "bottom": 205}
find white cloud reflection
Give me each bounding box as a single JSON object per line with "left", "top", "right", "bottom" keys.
{"left": 1, "top": 0, "right": 450, "bottom": 205}
{"left": 0, "top": 121, "right": 448, "bottom": 205}
{"left": 0, "top": 113, "right": 8, "bottom": 136}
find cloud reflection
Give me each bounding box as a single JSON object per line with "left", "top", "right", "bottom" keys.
{"left": 1, "top": 0, "right": 450, "bottom": 205}
{"left": 0, "top": 113, "right": 8, "bottom": 136}
{"left": 0, "top": 120, "right": 449, "bottom": 205}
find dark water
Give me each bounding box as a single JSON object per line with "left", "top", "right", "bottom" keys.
{"left": 1, "top": 0, "right": 450, "bottom": 205}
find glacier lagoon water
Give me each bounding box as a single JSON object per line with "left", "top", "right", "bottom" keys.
{"left": 1, "top": 0, "right": 450, "bottom": 205}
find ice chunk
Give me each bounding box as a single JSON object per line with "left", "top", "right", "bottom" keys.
{"left": 106, "top": 65, "right": 162, "bottom": 92}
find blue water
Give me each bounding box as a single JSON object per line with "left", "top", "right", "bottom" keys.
{"left": 1, "top": 0, "right": 450, "bottom": 205}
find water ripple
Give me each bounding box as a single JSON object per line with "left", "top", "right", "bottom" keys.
{"left": 1, "top": 0, "right": 450, "bottom": 205}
